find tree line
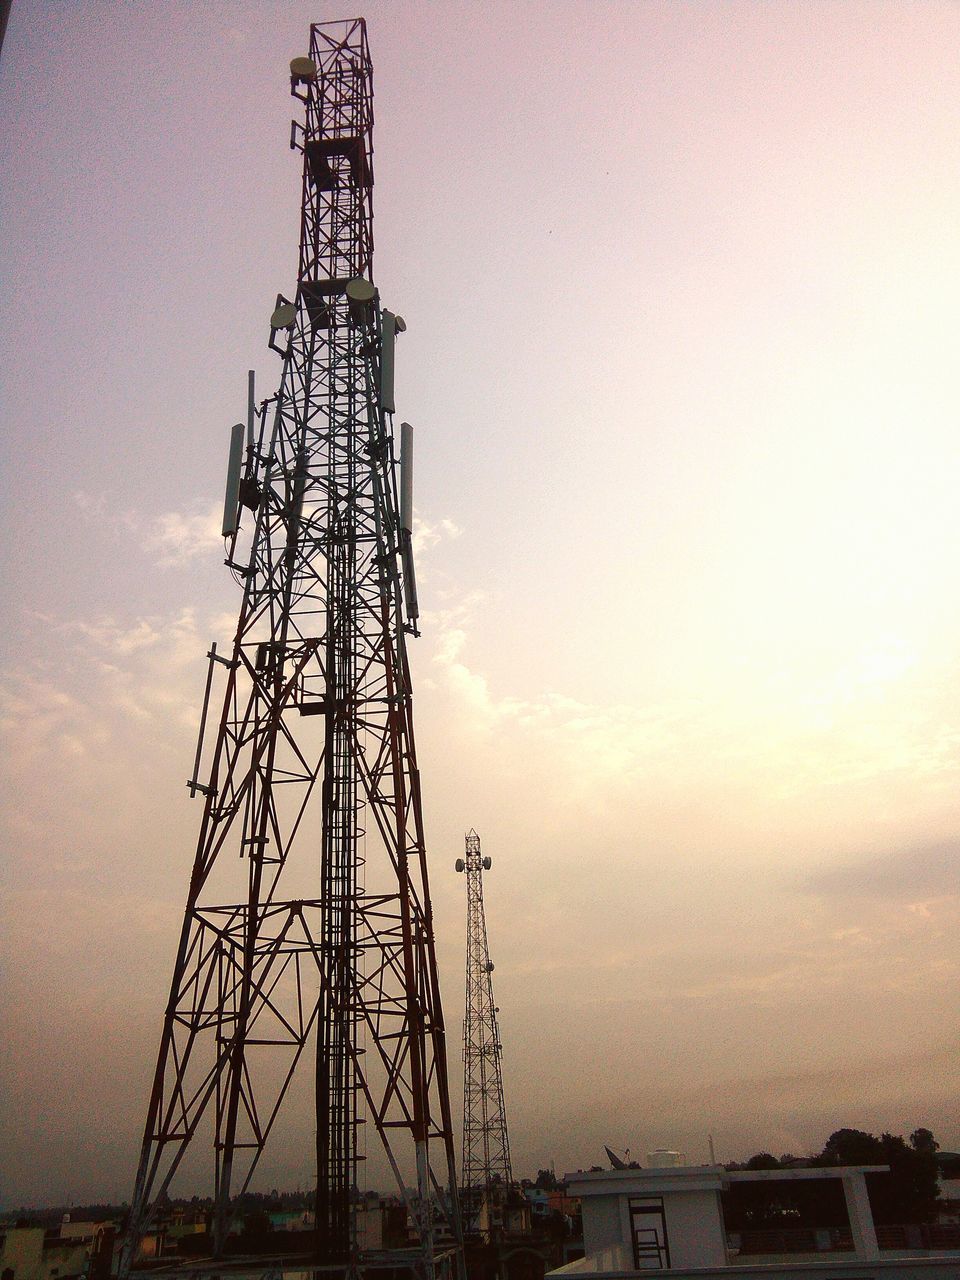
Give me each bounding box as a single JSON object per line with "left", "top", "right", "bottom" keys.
{"left": 723, "top": 1127, "right": 944, "bottom": 1227}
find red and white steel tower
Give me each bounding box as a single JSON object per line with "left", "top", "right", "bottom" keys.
{"left": 119, "top": 20, "right": 463, "bottom": 1280}
{"left": 456, "top": 831, "right": 513, "bottom": 1237}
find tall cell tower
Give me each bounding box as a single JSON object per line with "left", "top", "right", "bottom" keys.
{"left": 119, "top": 20, "right": 462, "bottom": 1280}
{"left": 455, "top": 831, "right": 512, "bottom": 1236}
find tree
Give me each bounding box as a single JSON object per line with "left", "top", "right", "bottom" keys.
{"left": 819, "top": 1128, "right": 884, "bottom": 1167}
{"left": 816, "top": 1127, "right": 941, "bottom": 1224}
{"left": 722, "top": 1175, "right": 847, "bottom": 1231}
{"left": 745, "top": 1153, "right": 780, "bottom": 1170}
{"left": 910, "top": 1128, "right": 939, "bottom": 1156}
{"left": 535, "top": 1169, "right": 560, "bottom": 1190}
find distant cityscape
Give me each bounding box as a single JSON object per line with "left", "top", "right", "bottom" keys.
{"left": 3, "top": 1127, "right": 959, "bottom": 1280}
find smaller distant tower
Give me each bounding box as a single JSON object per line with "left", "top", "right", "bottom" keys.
{"left": 456, "top": 830, "right": 512, "bottom": 1237}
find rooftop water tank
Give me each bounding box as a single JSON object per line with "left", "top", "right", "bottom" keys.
{"left": 647, "top": 1150, "right": 685, "bottom": 1168}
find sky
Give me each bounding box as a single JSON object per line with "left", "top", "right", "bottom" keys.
{"left": 1, "top": 0, "right": 959, "bottom": 1210}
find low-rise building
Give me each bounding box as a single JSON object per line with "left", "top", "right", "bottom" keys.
{"left": 0, "top": 1227, "right": 90, "bottom": 1280}
{"left": 548, "top": 1163, "right": 960, "bottom": 1278}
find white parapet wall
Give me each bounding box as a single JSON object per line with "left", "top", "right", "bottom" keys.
{"left": 557, "top": 1163, "right": 895, "bottom": 1274}
{"left": 565, "top": 1166, "right": 729, "bottom": 1271}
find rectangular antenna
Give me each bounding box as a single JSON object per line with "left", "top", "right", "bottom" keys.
{"left": 291, "top": 460, "right": 307, "bottom": 527}
{"left": 381, "top": 311, "right": 397, "bottom": 413}
{"left": 222, "top": 422, "right": 245, "bottom": 536}
{"left": 246, "top": 370, "right": 256, "bottom": 450}
{"left": 400, "top": 420, "right": 413, "bottom": 532}
{"left": 187, "top": 644, "right": 219, "bottom": 798}
{"left": 399, "top": 421, "right": 418, "bottom": 624}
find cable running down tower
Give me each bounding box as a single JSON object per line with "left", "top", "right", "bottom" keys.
{"left": 456, "top": 831, "right": 512, "bottom": 1238}
{"left": 119, "top": 19, "right": 462, "bottom": 1280}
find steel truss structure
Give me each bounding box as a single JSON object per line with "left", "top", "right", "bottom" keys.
{"left": 120, "top": 19, "right": 463, "bottom": 1280}
{"left": 455, "top": 832, "right": 512, "bottom": 1237}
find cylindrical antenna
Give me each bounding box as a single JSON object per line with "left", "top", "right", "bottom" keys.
{"left": 246, "top": 371, "right": 255, "bottom": 450}
{"left": 289, "top": 449, "right": 308, "bottom": 538}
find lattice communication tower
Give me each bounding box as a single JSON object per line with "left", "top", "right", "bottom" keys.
{"left": 455, "top": 831, "right": 513, "bottom": 1236}
{"left": 119, "top": 20, "right": 463, "bottom": 1280}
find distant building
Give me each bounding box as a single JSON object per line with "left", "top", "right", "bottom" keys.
{"left": 522, "top": 1187, "right": 579, "bottom": 1224}
{"left": 547, "top": 1190, "right": 580, "bottom": 1221}
{"left": 0, "top": 1227, "right": 90, "bottom": 1280}
{"left": 267, "top": 1210, "right": 314, "bottom": 1233}
{"left": 55, "top": 1223, "right": 97, "bottom": 1243}
{"left": 355, "top": 1199, "right": 383, "bottom": 1251}
{"left": 524, "top": 1188, "right": 551, "bottom": 1218}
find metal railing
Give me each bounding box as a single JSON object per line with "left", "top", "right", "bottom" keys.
{"left": 730, "top": 1228, "right": 853, "bottom": 1254}
{"left": 729, "top": 1223, "right": 960, "bottom": 1254}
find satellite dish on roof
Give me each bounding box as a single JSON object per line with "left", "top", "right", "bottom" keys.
{"left": 604, "top": 1146, "right": 629, "bottom": 1170}
{"left": 271, "top": 302, "right": 296, "bottom": 330}
{"left": 290, "top": 56, "right": 317, "bottom": 81}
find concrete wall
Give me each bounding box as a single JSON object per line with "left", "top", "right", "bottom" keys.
{"left": 0, "top": 1228, "right": 44, "bottom": 1280}
{"left": 581, "top": 1195, "right": 626, "bottom": 1259}
{"left": 355, "top": 1202, "right": 382, "bottom": 1250}
{"left": 550, "top": 1260, "right": 960, "bottom": 1280}
{"left": 579, "top": 1185, "right": 726, "bottom": 1269}
{"left": 38, "top": 1239, "right": 89, "bottom": 1280}
{"left": 553, "top": 1244, "right": 633, "bottom": 1273}
{"left": 661, "top": 1189, "right": 726, "bottom": 1270}
{"left": 56, "top": 1224, "right": 97, "bottom": 1242}
{"left": 0, "top": 1229, "right": 89, "bottom": 1280}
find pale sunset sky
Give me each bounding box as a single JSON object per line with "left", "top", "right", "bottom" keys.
{"left": 0, "top": 0, "right": 958, "bottom": 1207}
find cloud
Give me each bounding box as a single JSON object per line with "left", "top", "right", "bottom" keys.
{"left": 801, "top": 843, "right": 959, "bottom": 902}
{"left": 72, "top": 489, "right": 139, "bottom": 532}
{"left": 412, "top": 513, "right": 461, "bottom": 557}
{"left": 0, "top": 673, "right": 88, "bottom": 765}
{"left": 70, "top": 616, "right": 162, "bottom": 656}
{"left": 0, "top": 608, "right": 232, "bottom": 793}
{"left": 427, "top": 592, "right": 709, "bottom": 787}
{"left": 71, "top": 491, "right": 224, "bottom": 568}
{"left": 148, "top": 501, "right": 224, "bottom": 567}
